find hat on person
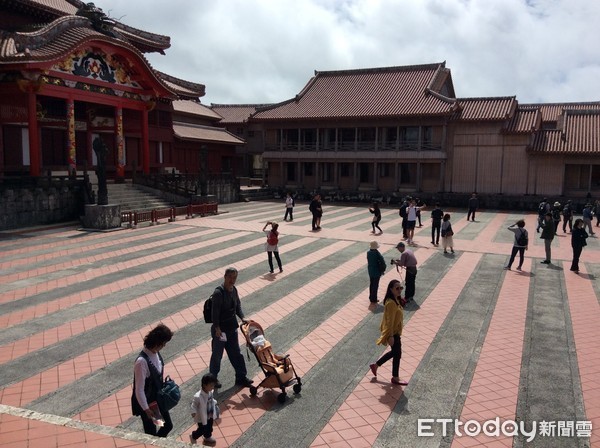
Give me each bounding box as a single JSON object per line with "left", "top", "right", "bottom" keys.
{"left": 396, "top": 242, "right": 405, "bottom": 249}
{"left": 370, "top": 241, "right": 379, "bottom": 250}
{"left": 554, "top": 201, "right": 561, "bottom": 207}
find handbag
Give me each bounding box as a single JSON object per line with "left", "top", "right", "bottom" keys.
{"left": 157, "top": 375, "right": 181, "bottom": 411}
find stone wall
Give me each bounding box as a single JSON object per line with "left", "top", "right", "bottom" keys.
{"left": 0, "top": 183, "right": 85, "bottom": 231}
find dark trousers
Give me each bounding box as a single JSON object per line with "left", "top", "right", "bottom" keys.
{"left": 376, "top": 334, "right": 402, "bottom": 377}
{"left": 553, "top": 220, "right": 560, "bottom": 234}
{"left": 140, "top": 407, "right": 173, "bottom": 437}
{"left": 401, "top": 218, "right": 408, "bottom": 238}
{"left": 544, "top": 238, "right": 552, "bottom": 262}
{"left": 431, "top": 222, "right": 441, "bottom": 244}
{"left": 467, "top": 208, "right": 476, "bottom": 221}
{"left": 369, "top": 276, "right": 381, "bottom": 303}
{"left": 507, "top": 246, "right": 525, "bottom": 269}
{"left": 284, "top": 208, "right": 293, "bottom": 221}
{"left": 267, "top": 251, "right": 282, "bottom": 272}
{"left": 311, "top": 214, "right": 318, "bottom": 230}
{"left": 571, "top": 246, "right": 583, "bottom": 271}
{"left": 191, "top": 418, "right": 214, "bottom": 440}
{"left": 372, "top": 220, "right": 382, "bottom": 233}
{"left": 209, "top": 327, "right": 247, "bottom": 381}
{"left": 562, "top": 217, "right": 572, "bottom": 233}
{"left": 405, "top": 267, "right": 417, "bottom": 300}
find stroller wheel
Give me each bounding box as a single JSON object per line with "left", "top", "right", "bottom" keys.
{"left": 249, "top": 386, "right": 258, "bottom": 396}
{"left": 293, "top": 384, "right": 302, "bottom": 394}
{"left": 277, "top": 392, "right": 287, "bottom": 403}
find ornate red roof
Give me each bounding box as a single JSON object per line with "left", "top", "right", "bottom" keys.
{"left": 530, "top": 110, "right": 600, "bottom": 154}
{"left": 211, "top": 104, "right": 269, "bottom": 124}
{"left": 452, "top": 97, "right": 517, "bottom": 121}
{"left": 251, "top": 63, "right": 458, "bottom": 121}
{"left": 173, "top": 100, "right": 221, "bottom": 120}
{"left": 521, "top": 101, "right": 600, "bottom": 122}
{"left": 173, "top": 123, "right": 245, "bottom": 145}
{"left": 504, "top": 108, "right": 541, "bottom": 133}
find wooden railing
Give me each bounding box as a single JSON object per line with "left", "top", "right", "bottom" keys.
{"left": 120, "top": 202, "right": 218, "bottom": 228}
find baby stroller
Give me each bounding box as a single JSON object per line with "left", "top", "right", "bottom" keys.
{"left": 240, "top": 320, "right": 302, "bottom": 403}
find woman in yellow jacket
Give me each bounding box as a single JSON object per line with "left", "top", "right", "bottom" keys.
{"left": 370, "top": 279, "right": 408, "bottom": 385}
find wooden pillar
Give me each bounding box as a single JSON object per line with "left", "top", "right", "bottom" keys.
{"left": 141, "top": 108, "right": 150, "bottom": 174}
{"left": 66, "top": 98, "right": 76, "bottom": 174}
{"left": 115, "top": 106, "right": 125, "bottom": 178}
{"left": 27, "top": 92, "right": 41, "bottom": 176}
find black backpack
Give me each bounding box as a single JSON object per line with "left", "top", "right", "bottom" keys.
{"left": 517, "top": 229, "right": 528, "bottom": 246}
{"left": 538, "top": 202, "right": 546, "bottom": 216}
{"left": 203, "top": 286, "right": 223, "bottom": 324}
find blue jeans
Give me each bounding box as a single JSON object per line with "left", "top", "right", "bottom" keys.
{"left": 209, "top": 326, "right": 247, "bottom": 381}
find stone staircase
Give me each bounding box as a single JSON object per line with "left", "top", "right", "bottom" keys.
{"left": 239, "top": 187, "right": 274, "bottom": 202}
{"left": 101, "top": 181, "right": 175, "bottom": 213}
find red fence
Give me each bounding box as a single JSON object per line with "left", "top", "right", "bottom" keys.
{"left": 120, "top": 202, "right": 218, "bottom": 228}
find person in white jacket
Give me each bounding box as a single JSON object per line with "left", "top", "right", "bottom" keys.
{"left": 189, "top": 373, "right": 220, "bottom": 446}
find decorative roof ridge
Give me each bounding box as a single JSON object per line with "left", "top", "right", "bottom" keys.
{"left": 457, "top": 96, "right": 517, "bottom": 101}
{"left": 154, "top": 70, "right": 205, "bottom": 94}
{"left": 112, "top": 23, "right": 170, "bottom": 51}
{"left": 425, "top": 62, "right": 447, "bottom": 91}
{"left": 425, "top": 88, "right": 458, "bottom": 104}
{"left": 520, "top": 100, "right": 600, "bottom": 108}
{"left": 560, "top": 108, "right": 600, "bottom": 116}
{"left": 4, "top": 16, "right": 90, "bottom": 54}
{"left": 210, "top": 103, "right": 272, "bottom": 108}
{"left": 251, "top": 98, "right": 298, "bottom": 115}
{"left": 313, "top": 61, "right": 445, "bottom": 77}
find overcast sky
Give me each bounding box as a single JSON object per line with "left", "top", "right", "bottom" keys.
{"left": 97, "top": 0, "right": 600, "bottom": 106}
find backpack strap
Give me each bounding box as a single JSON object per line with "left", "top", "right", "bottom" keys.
{"left": 139, "top": 351, "right": 164, "bottom": 390}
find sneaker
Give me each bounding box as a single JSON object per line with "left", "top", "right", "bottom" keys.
{"left": 451, "top": 249, "right": 454, "bottom": 253}
{"left": 541, "top": 260, "right": 550, "bottom": 264}
{"left": 279, "top": 268, "right": 283, "bottom": 273}
{"left": 369, "top": 363, "right": 378, "bottom": 377}
{"left": 269, "top": 270, "right": 274, "bottom": 274}
{"left": 444, "top": 250, "right": 448, "bottom": 254}
{"left": 516, "top": 266, "right": 522, "bottom": 271}
{"left": 391, "top": 378, "right": 408, "bottom": 386}
{"left": 235, "top": 377, "right": 254, "bottom": 387}
{"left": 431, "top": 241, "right": 435, "bottom": 245}
{"left": 190, "top": 434, "right": 197, "bottom": 445}
{"left": 503, "top": 266, "right": 511, "bottom": 270}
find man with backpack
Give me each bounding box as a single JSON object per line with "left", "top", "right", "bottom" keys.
{"left": 504, "top": 220, "right": 528, "bottom": 271}
{"left": 208, "top": 267, "right": 253, "bottom": 389}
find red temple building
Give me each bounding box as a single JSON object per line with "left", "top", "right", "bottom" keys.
{"left": 0, "top": 0, "right": 242, "bottom": 180}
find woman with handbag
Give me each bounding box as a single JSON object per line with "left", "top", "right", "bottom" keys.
{"left": 441, "top": 213, "right": 455, "bottom": 254}
{"left": 131, "top": 323, "right": 174, "bottom": 437}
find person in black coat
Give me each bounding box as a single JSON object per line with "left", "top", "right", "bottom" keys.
{"left": 570, "top": 218, "right": 588, "bottom": 273}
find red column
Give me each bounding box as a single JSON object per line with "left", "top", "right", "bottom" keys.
{"left": 115, "top": 106, "right": 125, "bottom": 178}
{"left": 66, "top": 98, "right": 76, "bottom": 174}
{"left": 27, "top": 92, "right": 41, "bottom": 176}
{"left": 141, "top": 108, "right": 149, "bottom": 174}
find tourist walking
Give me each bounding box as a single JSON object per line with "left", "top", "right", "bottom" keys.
{"left": 570, "top": 218, "right": 589, "bottom": 273}
{"left": 562, "top": 200, "right": 573, "bottom": 233}
{"left": 369, "top": 202, "right": 383, "bottom": 234}
{"left": 262, "top": 221, "right": 283, "bottom": 273}
{"left": 540, "top": 213, "right": 554, "bottom": 264}
{"left": 309, "top": 194, "right": 322, "bottom": 231}
{"left": 441, "top": 213, "right": 455, "bottom": 254}
{"left": 131, "top": 324, "right": 175, "bottom": 437}
{"left": 582, "top": 203, "right": 595, "bottom": 235}
{"left": 209, "top": 267, "right": 254, "bottom": 389}
{"left": 283, "top": 192, "right": 294, "bottom": 221}
{"left": 537, "top": 197, "right": 550, "bottom": 232}
{"left": 399, "top": 198, "right": 409, "bottom": 240}
{"left": 504, "top": 220, "right": 528, "bottom": 271}
{"left": 467, "top": 193, "right": 478, "bottom": 222}
{"left": 551, "top": 202, "right": 561, "bottom": 234}
{"left": 430, "top": 203, "right": 444, "bottom": 246}
{"left": 367, "top": 241, "right": 386, "bottom": 303}
{"left": 392, "top": 242, "right": 418, "bottom": 303}
{"left": 369, "top": 279, "right": 408, "bottom": 386}
{"left": 406, "top": 199, "right": 425, "bottom": 245}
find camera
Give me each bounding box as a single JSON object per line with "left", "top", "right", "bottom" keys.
{"left": 390, "top": 259, "right": 397, "bottom": 265}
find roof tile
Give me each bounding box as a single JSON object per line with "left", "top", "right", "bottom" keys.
{"left": 173, "top": 122, "right": 244, "bottom": 145}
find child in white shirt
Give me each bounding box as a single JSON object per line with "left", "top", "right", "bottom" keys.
{"left": 190, "top": 373, "right": 220, "bottom": 446}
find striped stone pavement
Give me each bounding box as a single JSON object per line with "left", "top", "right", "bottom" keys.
{"left": 0, "top": 200, "right": 598, "bottom": 448}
